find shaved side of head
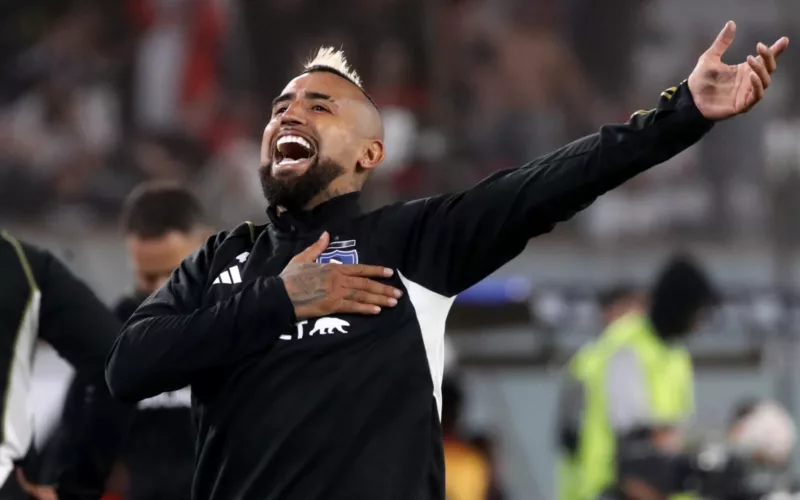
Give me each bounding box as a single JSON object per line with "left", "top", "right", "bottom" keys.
{"left": 351, "top": 95, "right": 384, "bottom": 141}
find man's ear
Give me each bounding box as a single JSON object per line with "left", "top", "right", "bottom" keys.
{"left": 357, "top": 140, "right": 384, "bottom": 171}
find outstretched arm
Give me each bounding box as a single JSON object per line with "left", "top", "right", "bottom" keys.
{"left": 390, "top": 23, "right": 788, "bottom": 297}
{"left": 391, "top": 81, "right": 711, "bottom": 296}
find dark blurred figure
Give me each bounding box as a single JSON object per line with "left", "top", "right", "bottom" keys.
{"left": 468, "top": 432, "right": 507, "bottom": 500}
{"left": 0, "top": 231, "right": 132, "bottom": 500}
{"left": 110, "top": 182, "right": 211, "bottom": 500}
{"left": 128, "top": 132, "right": 209, "bottom": 186}
{"left": 606, "top": 399, "right": 798, "bottom": 500}
{"left": 597, "top": 285, "right": 645, "bottom": 329}
{"left": 567, "top": 0, "right": 643, "bottom": 107}
{"left": 442, "top": 376, "right": 491, "bottom": 500}
{"left": 557, "top": 255, "right": 718, "bottom": 500}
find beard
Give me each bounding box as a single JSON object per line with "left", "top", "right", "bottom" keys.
{"left": 259, "top": 156, "right": 345, "bottom": 211}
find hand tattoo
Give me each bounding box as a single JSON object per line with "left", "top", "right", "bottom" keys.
{"left": 281, "top": 264, "right": 330, "bottom": 307}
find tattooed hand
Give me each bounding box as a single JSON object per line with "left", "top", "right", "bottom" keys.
{"left": 280, "top": 232, "right": 402, "bottom": 320}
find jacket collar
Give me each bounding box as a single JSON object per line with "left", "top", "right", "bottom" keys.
{"left": 267, "top": 192, "right": 362, "bottom": 234}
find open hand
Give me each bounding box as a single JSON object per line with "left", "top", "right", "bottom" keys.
{"left": 688, "top": 21, "right": 789, "bottom": 120}
{"left": 280, "top": 232, "right": 402, "bottom": 320}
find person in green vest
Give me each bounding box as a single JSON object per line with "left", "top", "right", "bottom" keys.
{"left": 556, "top": 255, "right": 719, "bottom": 500}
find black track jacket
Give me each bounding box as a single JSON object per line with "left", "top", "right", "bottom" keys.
{"left": 106, "top": 82, "right": 714, "bottom": 500}
{"left": 0, "top": 232, "right": 132, "bottom": 499}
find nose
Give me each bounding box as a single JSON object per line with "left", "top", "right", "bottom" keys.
{"left": 280, "top": 101, "right": 307, "bottom": 127}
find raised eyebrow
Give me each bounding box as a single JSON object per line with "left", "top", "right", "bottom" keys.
{"left": 271, "top": 91, "right": 334, "bottom": 109}
{"left": 304, "top": 91, "right": 335, "bottom": 103}
{"left": 271, "top": 92, "right": 294, "bottom": 107}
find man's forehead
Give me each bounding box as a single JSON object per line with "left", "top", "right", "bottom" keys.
{"left": 127, "top": 231, "right": 193, "bottom": 252}
{"left": 279, "top": 72, "right": 363, "bottom": 101}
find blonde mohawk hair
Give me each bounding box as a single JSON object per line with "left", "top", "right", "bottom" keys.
{"left": 303, "top": 47, "right": 363, "bottom": 89}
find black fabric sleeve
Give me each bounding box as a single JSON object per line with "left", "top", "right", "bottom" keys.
{"left": 23, "top": 244, "right": 134, "bottom": 499}
{"left": 387, "top": 82, "right": 713, "bottom": 297}
{"left": 34, "top": 248, "right": 121, "bottom": 373}
{"left": 556, "top": 372, "right": 585, "bottom": 456}
{"left": 105, "top": 234, "right": 297, "bottom": 403}
{"left": 112, "top": 295, "right": 145, "bottom": 323}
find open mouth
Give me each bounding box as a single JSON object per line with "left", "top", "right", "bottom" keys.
{"left": 274, "top": 134, "right": 316, "bottom": 169}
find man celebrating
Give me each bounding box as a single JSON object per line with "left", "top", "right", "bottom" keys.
{"left": 107, "top": 23, "right": 788, "bottom": 500}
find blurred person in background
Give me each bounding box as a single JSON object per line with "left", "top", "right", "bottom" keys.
{"left": 107, "top": 21, "right": 788, "bottom": 499}
{"left": 597, "top": 285, "right": 646, "bottom": 329}
{"left": 46, "top": 181, "right": 212, "bottom": 498}
{"left": 606, "top": 399, "right": 798, "bottom": 500}
{"left": 725, "top": 399, "right": 796, "bottom": 473}
{"left": 442, "top": 376, "right": 491, "bottom": 500}
{"left": 112, "top": 181, "right": 211, "bottom": 500}
{"left": 554, "top": 282, "right": 642, "bottom": 497}
{"left": 116, "top": 181, "right": 212, "bottom": 318}
{"left": 0, "top": 231, "right": 132, "bottom": 500}
{"left": 557, "top": 255, "right": 719, "bottom": 500}
{"left": 693, "top": 398, "right": 798, "bottom": 499}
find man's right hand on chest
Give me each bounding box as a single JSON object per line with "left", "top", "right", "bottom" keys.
{"left": 280, "top": 232, "right": 402, "bottom": 320}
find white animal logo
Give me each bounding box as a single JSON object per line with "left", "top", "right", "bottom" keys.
{"left": 310, "top": 318, "right": 350, "bottom": 335}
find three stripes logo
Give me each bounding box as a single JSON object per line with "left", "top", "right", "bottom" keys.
{"left": 213, "top": 265, "right": 242, "bottom": 285}
{"left": 212, "top": 252, "right": 249, "bottom": 285}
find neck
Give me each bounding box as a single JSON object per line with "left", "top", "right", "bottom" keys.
{"left": 302, "top": 177, "right": 363, "bottom": 211}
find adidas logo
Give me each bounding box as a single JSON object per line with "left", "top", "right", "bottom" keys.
{"left": 213, "top": 265, "right": 242, "bottom": 285}
{"left": 212, "top": 253, "right": 250, "bottom": 285}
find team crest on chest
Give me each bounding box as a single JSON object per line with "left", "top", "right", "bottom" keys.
{"left": 317, "top": 239, "right": 358, "bottom": 265}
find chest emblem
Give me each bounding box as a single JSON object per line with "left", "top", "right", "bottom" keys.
{"left": 317, "top": 239, "right": 358, "bottom": 265}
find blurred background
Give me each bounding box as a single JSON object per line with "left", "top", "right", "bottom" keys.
{"left": 3, "top": 0, "right": 800, "bottom": 499}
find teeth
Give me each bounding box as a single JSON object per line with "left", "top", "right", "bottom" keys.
{"left": 276, "top": 135, "right": 312, "bottom": 152}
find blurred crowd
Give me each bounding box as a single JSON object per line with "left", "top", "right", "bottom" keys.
{"left": 0, "top": 0, "right": 432, "bottom": 229}
{"left": 2, "top": 0, "right": 799, "bottom": 243}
